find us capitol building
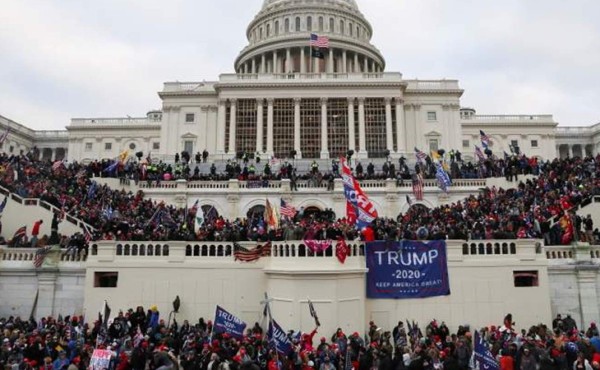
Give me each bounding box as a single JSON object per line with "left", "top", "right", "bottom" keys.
{"left": 1, "top": 0, "right": 597, "bottom": 163}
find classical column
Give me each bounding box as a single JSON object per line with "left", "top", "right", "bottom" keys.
{"left": 320, "top": 98, "right": 329, "bottom": 158}
{"left": 348, "top": 98, "right": 356, "bottom": 152}
{"left": 272, "top": 51, "right": 277, "bottom": 73}
{"left": 358, "top": 98, "right": 367, "bottom": 156}
{"left": 363, "top": 57, "right": 368, "bottom": 73}
{"left": 217, "top": 100, "right": 226, "bottom": 154}
{"left": 261, "top": 54, "right": 266, "bottom": 74}
{"left": 267, "top": 99, "right": 274, "bottom": 155}
{"left": 301, "top": 47, "right": 306, "bottom": 73}
{"left": 354, "top": 53, "right": 359, "bottom": 72}
{"left": 569, "top": 145, "right": 573, "bottom": 158}
{"left": 286, "top": 48, "right": 291, "bottom": 73}
{"left": 252, "top": 58, "right": 257, "bottom": 74}
{"left": 51, "top": 148, "right": 56, "bottom": 161}
{"left": 294, "top": 98, "right": 302, "bottom": 158}
{"left": 395, "top": 99, "right": 406, "bottom": 154}
{"left": 256, "top": 99, "right": 264, "bottom": 153}
{"left": 328, "top": 48, "right": 334, "bottom": 73}
{"left": 342, "top": 50, "right": 347, "bottom": 73}
{"left": 228, "top": 99, "right": 237, "bottom": 155}
{"left": 385, "top": 98, "right": 394, "bottom": 153}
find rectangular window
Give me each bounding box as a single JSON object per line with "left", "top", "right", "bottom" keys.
{"left": 153, "top": 142, "right": 160, "bottom": 150}
{"left": 236, "top": 99, "right": 258, "bottom": 156}
{"left": 531, "top": 140, "right": 538, "bottom": 148}
{"left": 94, "top": 272, "right": 118, "bottom": 288}
{"left": 184, "top": 140, "right": 194, "bottom": 153}
{"left": 429, "top": 139, "right": 439, "bottom": 152}
{"left": 185, "top": 113, "right": 195, "bottom": 123}
{"left": 513, "top": 271, "right": 539, "bottom": 287}
{"left": 104, "top": 142, "right": 112, "bottom": 151}
{"left": 327, "top": 99, "right": 349, "bottom": 159}
{"left": 300, "top": 99, "right": 321, "bottom": 158}
{"left": 85, "top": 143, "right": 93, "bottom": 151}
{"left": 427, "top": 111, "right": 437, "bottom": 121}
{"left": 273, "top": 99, "right": 295, "bottom": 159}
{"left": 462, "top": 140, "right": 470, "bottom": 148}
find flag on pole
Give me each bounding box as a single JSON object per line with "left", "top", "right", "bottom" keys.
{"left": 341, "top": 158, "right": 378, "bottom": 229}
{"left": 475, "top": 146, "right": 486, "bottom": 162}
{"left": 308, "top": 299, "right": 321, "bottom": 327}
{"left": 101, "top": 301, "right": 111, "bottom": 329}
{"left": 310, "top": 33, "right": 330, "bottom": 48}
{"left": 29, "top": 289, "right": 39, "bottom": 321}
{"left": 406, "top": 195, "right": 413, "bottom": 207}
{"left": 119, "top": 150, "right": 129, "bottom": 163}
{"left": 214, "top": 306, "right": 247, "bottom": 339}
{"left": 280, "top": 199, "right": 297, "bottom": 219}
{"left": 33, "top": 246, "right": 52, "bottom": 268}
{"left": 414, "top": 148, "right": 427, "bottom": 163}
{"left": 264, "top": 199, "right": 279, "bottom": 230}
{"left": 268, "top": 319, "right": 293, "bottom": 355}
{"left": 480, "top": 130, "right": 491, "bottom": 149}
{"left": 195, "top": 206, "right": 205, "bottom": 231}
{"left": 12, "top": 226, "right": 26, "bottom": 242}
{"left": 474, "top": 331, "right": 500, "bottom": 370}
{"left": 430, "top": 150, "right": 441, "bottom": 163}
{"left": 412, "top": 173, "right": 424, "bottom": 201}
{"left": 335, "top": 238, "right": 350, "bottom": 264}
{"left": 52, "top": 160, "right": 64, "bottom": 172}
{"left": 435, "top": 163, "right": 451, "bottom": 193}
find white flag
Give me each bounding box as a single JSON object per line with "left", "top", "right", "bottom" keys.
{"left": 195, "top": 207, "right": 205, "bottom": 231}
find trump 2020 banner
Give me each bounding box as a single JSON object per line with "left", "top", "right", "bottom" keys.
{"left": 268, "top": 319, "right": 293, "bottom": 355}
{"left": 214, "top": 305, "right": 247, "bottom": 339}
{"left": 366, "top": 240, "right": 450, "bottom": 299}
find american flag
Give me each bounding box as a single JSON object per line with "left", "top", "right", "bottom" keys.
{"left": 412, "top": 173, "right": 424, "bottom": 201}
{"left": 475, "top": 145, "right": 486, "bottom": 161}
{"left": 310, "top": 33, "right": 330, "bottom": 48}
{"left": 233, "top": 242, "right": 271, "bottom": 262}
{"left": 52, "top": 160, "right": 64, "bottom": 171}
{"left": 280, "top": 199, "right": 297, "bottom": 219}
{"left": 12, "top": 226, "right": 26, "bottom": 242}
{"left": 480, "top": 130, "right": 491, "bottom": 148}
{"left": 83, "top": 224, "right": 93, "bottom": 243}
{"left": 414, "top": 147, "right": 427, "bottom": 163}
{"left": 34, "top": 246, "right": 52, "bottom": 269}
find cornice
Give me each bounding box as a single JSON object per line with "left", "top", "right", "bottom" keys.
{"left": 67, "top": 124, "right": 161, "bottom": 131}
{"left": 214, "top": 81, "right": 406, "bottom": 91}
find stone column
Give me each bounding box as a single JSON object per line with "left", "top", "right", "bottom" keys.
{"left": 272, "top": 51, "right": 277, "bottom": 74}
{"left": 354, "top": 53, "right": 359, "bottom": 72}
{"left": 315, "top": 53, "right": 320, "bottom": 73}
{"left": 576, "top": 265, "right": 600, "bottom": 329}
{"left": 363, "top": 57, "right": 368, "bottom": 73}
{"left": 358, "top": 98, "right": 367, "bottom": 157}
{"left": 286, "top": 48, "right": 291, "bottom": 73}
{"left": 569, "top": 145, "right": 573, "bottom": 158}
{"left": 320, "top": 98, "right": 329, "bottom": 159}
{"left": 294, "top": 98, "right": 302, "bottom": 158}
{"left": 267, "top": 99, "right": 274, "bottom": 155}
{"left": 328, "top": 48, "right": 334, "bottom": 73}
{"left": 348, "top": 98, "right": 356, "bottom": 152}
{"left": 385, "top": 98, "right": 394, "bottom": 153}
{"left": 51, "top": 149, "right": 56, "bottom": 161}
{"left": 252, "top": 58, "right": 257, "bottom": 74}
{"left": 37, "top": 271, "right": 58, "bottom": 318}
{"left": 342, "top": 51, "right": 347, "bottom": 73}
{"left": 395, "top": 99, "right": 406, "bottom": 154}
{"left": 256, "top": 99, "right": 264, "bottom": 153}
{"left": 217, "top": 100, "right": 226, "bottom": 154}
{"left": 228, "top": 99, "right": 237, "bottom": 155}
{"left": 261, "top": 54, "right": 266, "bottom": 74}
{"left": 301, "top": 47, "right": 306, "bottom": 73}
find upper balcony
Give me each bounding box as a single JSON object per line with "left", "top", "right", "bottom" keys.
{"left": 462, "top": 114, "right": 556, "bottom": 127}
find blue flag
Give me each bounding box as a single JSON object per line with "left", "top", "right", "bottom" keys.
{"left": 214, "top": 306, "right": 247, "bottom": 339}
{"left": 474, "top": 331, "right": 499, "bottom": 370}
{"left": 0, "top": 195, "right": 7, "bottom": 214}
{"left": 435, "top": 163, "right": 451, "bottom": 193}
{"left": 268, "top": 319, "right": 293, "bottom": 355}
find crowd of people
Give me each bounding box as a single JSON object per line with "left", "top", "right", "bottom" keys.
{"left": 0, "top": 149, "right": 597, "bottom": 246}
{"left": 1, "top": 308, "right": 600, "bottom": 370}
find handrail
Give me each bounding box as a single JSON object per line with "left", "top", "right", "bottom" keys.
{"left": 0, "top": 184, "right": 97, "bottom": 232}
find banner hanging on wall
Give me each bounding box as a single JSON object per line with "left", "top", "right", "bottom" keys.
{"left": 366, "top": 240, "right": 450, "bottom": 299}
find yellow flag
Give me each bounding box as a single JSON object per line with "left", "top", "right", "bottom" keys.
{"left": 431, "top": 151, "right": 441, "bottom": 162}
{"left": 119, "top": 150, "right": 129, "bottom": 163}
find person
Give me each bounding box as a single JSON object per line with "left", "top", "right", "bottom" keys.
{"left": 573, "top": 352, "right": 592, "bottom": 370}
{"left": 31, "top": 219, "right": 43, "bottom": 248}
{"left": 585, "top": 215, "right": 594, "bottom": 244}
{"left": 520, "top": 348, "right": 537, "bottom": 370}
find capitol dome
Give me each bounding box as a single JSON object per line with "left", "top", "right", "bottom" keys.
{"left": 234, "top": 0, "right": 385, "bottom": 75}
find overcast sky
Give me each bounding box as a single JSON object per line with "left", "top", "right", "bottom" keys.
{"left": 1, "top": 0, "right": 598, "bottom": 130}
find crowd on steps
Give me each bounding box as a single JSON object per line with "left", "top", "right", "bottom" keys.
{"left": 0, "top": 151, "right": 599, "bottom": 246}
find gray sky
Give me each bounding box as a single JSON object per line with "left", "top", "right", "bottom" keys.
{"left": 1, "top": 0, "right": 598, "bottom": 130}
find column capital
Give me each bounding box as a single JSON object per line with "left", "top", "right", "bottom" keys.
{"left": 218, "top": 99, "right": 227, "bottom": 106}
{"left": 395, "top": 98, "right": 405, "bottom": 105}
{"left": 357, "top": 97, "right": 365, "bottom": 104}
{"left": 256, "top": 98, "right": 264, "bottom": 105}
{"left": 320, "top": 97, "right": 328, "bottom": 105}
{"left": 229, "top": 98, "right": 237, "bottom": 105}
{"left": 293, "top": 98, "right": 302, "bottom": 104}
{"left": 384, "top": 97, "right": 392, "bottom": 105}
{"left": 266, "top": 98, "right": 275, "bottom": 105}
{"left": 347, "top": 97, "right": 355, "bottom": 105}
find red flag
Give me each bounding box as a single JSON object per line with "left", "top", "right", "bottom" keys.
{"left": 336, "top": 238, "right": 350, "bottom": 264}
{"left": 346, "top": 201, "right": 357, "bottom": 225}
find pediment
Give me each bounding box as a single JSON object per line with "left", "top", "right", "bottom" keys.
{"left": 181, "top": 132, "right": 198, "bottom": 139}
{"left": 424, "top": 130, "right": 442, "bottom": 137}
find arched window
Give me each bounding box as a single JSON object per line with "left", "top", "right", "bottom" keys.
{"left": 318, "top": 16, "right": 324, "bottom": 31}
{"left": 259, "top": 27, "right": 263, "bottom": 40}
{"left": 349, "top": 22, "right": 353, "bottom": 36}
{"left": 266, "top": 24, "right": 271, "bottom": 37}
{"left": 274, "top": 20, "right": 279, "bottom": 36}
{"left": 340, "top": 20, "right": 345, "bottom": 35}
{"left": 356, "top": 26, "right": 360, "bottom": 38}
{"left": 295, "top": 17, "right": 301, "bottom": 32}
{"left": 307, "top": 16, "right": 312, "bottom": 31}
{"left": 285, "top": 18, "right": 290, "bottom": 32}
{"left": 329, "top": 17, "right": 334, "bottom": 32}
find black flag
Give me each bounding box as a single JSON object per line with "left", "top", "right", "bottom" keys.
{"left": 311, "top": 47, "right": 324, "bottom": 59}
{"left": 308, "top": 299, "right": 321, "bottom": 327}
